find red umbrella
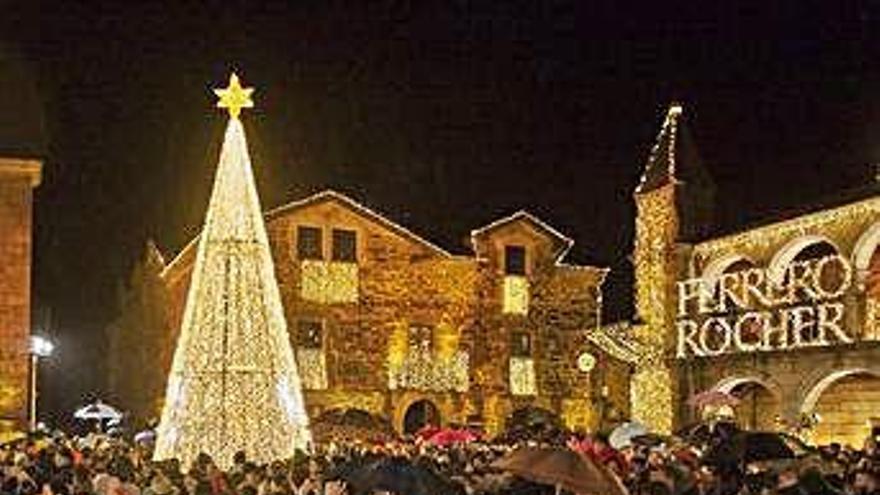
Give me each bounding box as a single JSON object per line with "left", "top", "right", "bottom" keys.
{"left": 415, "top": 425, "right": 441, "bottom": 440}
{"left": 426, "top": 428, "right": 479, "bottom": 446}
{"left": 688, "top": 389, "right": 740, "bottom": 409}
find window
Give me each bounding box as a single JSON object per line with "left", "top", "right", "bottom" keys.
{"left": 332, "top": 229, "right": 357, "bottom": 262}
{"left": 505, "top": 245, "right": 526, "bottom": 275}
{"left": 297, "top": 226, "right": 323, "bottom": 260}
{"left": 511, "top": 331, "right": 531, "bottom": 357}
{"left": 296, "top": 320, "right": 323, "bottom": 349}
{"left": 408, "top": 324, "right": 434, "bottom": 351}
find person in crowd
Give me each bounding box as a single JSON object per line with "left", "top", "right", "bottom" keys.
{"left": 5, "top": 424, "right": 880, "bottom": 495}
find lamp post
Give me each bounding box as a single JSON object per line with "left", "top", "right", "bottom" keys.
{"left": 29, "top": 335, "right": 54, "bottom": 431}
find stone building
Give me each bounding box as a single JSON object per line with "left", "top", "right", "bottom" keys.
{"left": 629, "top": 104, "right": 880, "bottom": 446}
{"left": 0, "top": 44, "right": 44, "bottom": 434}
{"left": 151, "top": 190, "right": 629, "bottom": 434}
{"left": 0, "top": 159, "right": 41, "bottom": 433}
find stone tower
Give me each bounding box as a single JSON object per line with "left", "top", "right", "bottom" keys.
{"left": 0, "top": 159, "right": 40, "bottom": 433}
{"left": 0, "top": 44, "right": 44, "bottom": 434}
{"left": 631, "top": 104, "right": 714, "bottom": 432}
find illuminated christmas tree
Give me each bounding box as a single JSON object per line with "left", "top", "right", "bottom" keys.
{"left": 154, "top": 74, "right": 310, "bottom": 468}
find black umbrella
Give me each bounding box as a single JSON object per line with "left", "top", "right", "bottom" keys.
{"left": 703, "top": 431, "right": 795, "bottom": 467}
{"left": 738, "top": 432, "right": 795, "bottom": 463}
{"left": 326, "top": 457, "right": 464, "bottom": 495}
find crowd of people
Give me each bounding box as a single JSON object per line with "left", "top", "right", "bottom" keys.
{"left": 1, "top": 421, "right": 879, "bottom": 495}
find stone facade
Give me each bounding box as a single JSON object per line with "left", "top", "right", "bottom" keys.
{"left": 155, "top": 190, "right": 625, "bottom": 434}
{"left": 630, "top": 104, "right": 880, "bottom": 445}
{"left": 0, "top": 158, "right": 40, "bottom": 433}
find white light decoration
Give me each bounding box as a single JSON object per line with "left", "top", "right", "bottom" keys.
{"left": 502, "top": 275, "right": 529, "bottom": 314}
{"left": 153, "top": 73, "right": 310, "bottom": 469}
{"left": 576, "top": 352, "right": 596, "bottom": 373}
{"left": 295, "top": 348, "right": 328, "bottom": 390}
{"left": 509, "top": 356, "right": 537, "bottom": 396}
{"left": 388, "top": 348, "right": 469, "bottom": 393}
{"left": 30, "top": 336, "right": 54, "bottom": 357}
{"left": 299, "top": 260, "right": 359, "bottom": 303}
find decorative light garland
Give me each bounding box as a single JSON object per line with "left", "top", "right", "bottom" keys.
{"left": 296, "top": 348, "right": 329, "bottom": 390}
{"left": 503, "top": 275, "right": 529, "bottom": 315}
{"left": 388, "top": 348, "right": 469, "bottom": 393}
{"left": 508, "top": 356, "right": 537, "bottom": 396}
{"left": 300, "top": 260, "right": 359, "bottom": 303}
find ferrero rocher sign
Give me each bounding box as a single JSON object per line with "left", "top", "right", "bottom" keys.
{"left": 676, "top": 254, "right": 854, "bottom": 358}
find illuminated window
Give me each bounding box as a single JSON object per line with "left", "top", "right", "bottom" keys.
{"left": 296, "top": 320, "right": 323, "bottom": 349}
{"left": 509, "top": 356, "right": 537, "bottom": 396}
{"left": 510, "top": 331, "right": 531, "bottom": 357}
{"left": 409, "top": 324, "right": 434, "bottom": 352}
{"left": 297, "top": 226, "right": 323, "bottom": 260}
{"left": 505, "top": 245, "right": 526, "bottom": 275}
{"left": 503, "top": 276, "right": 530, "bottom": 314}
{"left": 332, "top": 229, "right": 357, "bottom": 262}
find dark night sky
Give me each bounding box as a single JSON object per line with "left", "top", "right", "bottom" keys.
{"left": 3, "top": 2, "right": 880, "bottom": 421}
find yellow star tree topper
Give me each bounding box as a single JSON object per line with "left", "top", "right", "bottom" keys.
{"left": 154, "top": 73, "right": 310, "bottom": 468}
{"left": 214, "top": 73, "right": 254, "bottom": 119}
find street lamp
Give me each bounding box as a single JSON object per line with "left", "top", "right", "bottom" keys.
{"left": 29, "top": 335, "right": 54, "bottom": 431}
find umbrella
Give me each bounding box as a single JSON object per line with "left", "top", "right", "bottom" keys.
{"left": 134, "top": 430, "right": 156, "bottom": 444}
{"left": 688, "top": 389, "right": 741, "bottom": 409}
{"left": 738, "top": 432, "right": 795, "bottom": 463}
{"left": 703, "top": 431, "right": 794, "bottom": 466}
{"left": 425, "top": 428, "right": 479, "bottom": 446}
{"left": 74, "top": 401, "right": 122, "bottom": 421}
{"left": 608, "top": 421, "right": 648, "bottom": 449}
{"left": 492, "top": 446, "right": 627, "bottom": 495}
{"left": 326, "top": 457, "right": 464, "bottom": 495}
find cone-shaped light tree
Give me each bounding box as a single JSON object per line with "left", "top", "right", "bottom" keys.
{"left": 154, "top": 74, "right": 310, "bottom": 468}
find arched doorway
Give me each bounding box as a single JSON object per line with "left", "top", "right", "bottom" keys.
{"left": 715, "top": 377, "right": 781, "bottom": 431}
{"left": 731, "top": 382, "right": 780, "bottom": 431}
{"left": 803, "top": 370, "right": 880, "bottom": 447}
{"left": 402, "top": 399, "right": 440, "bottom": 435}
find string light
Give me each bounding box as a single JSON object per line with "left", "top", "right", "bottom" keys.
{"left": 388, "top": 348, "right": 469, "bottom": 393}
{"left": 509, "top": 357, "right": 537, "bottom": 396}
{"left": 296, "top": 349, "right": 328, "bottom": 390}
{"left": 154, "top": 74, "right": 310, "bottom": 469}
{"left": 502, "top": 276, "right": 530, "bottom": 314}
{"left": 300, "top": 260, "right": 359, "bottom": 303}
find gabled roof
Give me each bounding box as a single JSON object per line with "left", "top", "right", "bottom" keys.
{"left": 162, "top": 189, "right": 452, "bottom": 279}
{"left": 470, "top": 210, "right": 575, "bottom": 263}
{"left": 635, "top": 103, "right": 710, "bottom": 194}
{"left": 265, "top": 189, "right": 452, "bottom": 257}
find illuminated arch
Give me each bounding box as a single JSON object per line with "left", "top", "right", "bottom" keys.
{"left": 713, "top": 375, "right": 783, "bottom": 430}
{"left": 767, "top": 235, "right": 840, "bottom": 285}
{"left": 714, "top": 375, "right": 782, "bottom": 399}
{"left": 799, "top": 367, "right": 880, "bottom": 414}
{"left": 702, "top": 254, "right": 755, "bottom": 286}
{"left": 852, "top": 221, "right": 880, "bottom": 285}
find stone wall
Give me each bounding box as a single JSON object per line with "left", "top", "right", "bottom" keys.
{"left": 0, "top": 159, "right": 39, "bottom": 433}
{"left": 812, "top": 373, "right": 880, "bottom": 447}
